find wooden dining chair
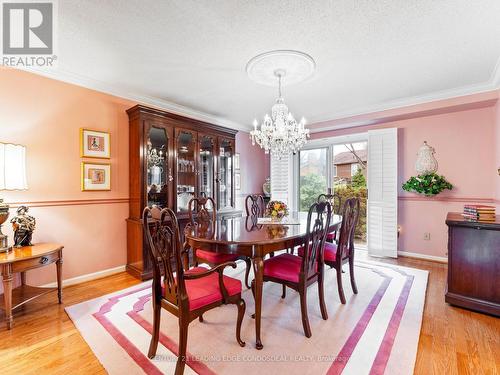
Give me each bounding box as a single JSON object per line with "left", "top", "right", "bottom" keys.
{"left": 245, "top": 194, "right": 265, "bottom": 217}
{"left": 322, "top": 197, "right": 360, "bottom": 304}
{"left": 188, "top": 196, "right": 252, "bottom": 289}
{"left": 255, "top": 201, "right": 332, "bottom": 338}
{"left": 143, "top": 206, "right": 246, "bottom": 375}
{"left": 245, "top": 193, "right": 280, "bottom": 257}
{"left": 318, "top": 193, "right": 342, "bottom": 243}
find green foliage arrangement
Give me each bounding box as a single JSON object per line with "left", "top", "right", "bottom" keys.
{"left": 402, "top": 173, "right": 453, "bottom": 196}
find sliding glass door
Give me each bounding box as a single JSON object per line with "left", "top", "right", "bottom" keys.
{"left": 298, "top": 139, "right": 368, "bottom": 246}
{"left": 332, "top": 142, "right": 367, "bottom": 246}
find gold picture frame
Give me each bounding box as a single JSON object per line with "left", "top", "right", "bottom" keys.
{"left": 81, "top": 162, "right": 111, "bottom": 191}
{"left": 80, "top": 128, "right": 111, "bottom": 159}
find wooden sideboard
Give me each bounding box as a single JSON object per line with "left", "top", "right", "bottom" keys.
{"left": 445, "top": 213, "right": 499, "bottom": 316}
{"left": 126, "top": 105, "right": 241, "bottom": 280}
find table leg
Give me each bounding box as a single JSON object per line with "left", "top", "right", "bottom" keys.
{"left": 56, "top": 255, "right": 63, "bottom": 304}
{"left": 252, "top": 256, "right": 264, "bottom": 350}
{"left": 2, "top": 265, "right": 13, "bottom": 329}
{"left": 21, "top": 272, "right": 26, "bottom": 286}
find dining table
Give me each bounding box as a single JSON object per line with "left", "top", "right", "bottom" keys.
{"left": 184, "top": 211, "right": 342, "bottom": 350}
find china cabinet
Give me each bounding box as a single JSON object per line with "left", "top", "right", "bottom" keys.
{"left": 126, "top": 105, "right": 241, "bottom": 280}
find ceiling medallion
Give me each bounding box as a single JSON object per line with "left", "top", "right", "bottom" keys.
{"left": 247, "top": 50, "right": 315, "bottom": 159}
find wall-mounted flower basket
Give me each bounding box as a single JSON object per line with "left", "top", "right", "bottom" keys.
{"left": 402, "top": 173, "right": 453, "bottom": 196}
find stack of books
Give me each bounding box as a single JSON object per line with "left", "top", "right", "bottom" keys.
{"left": 463, "top": 205, "right": 496, "bottom": 221}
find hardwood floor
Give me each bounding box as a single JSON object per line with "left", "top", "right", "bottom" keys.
{"left": 0, "top": 257, "right": 498, "bottom": 375}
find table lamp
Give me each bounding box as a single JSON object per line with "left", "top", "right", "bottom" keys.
{"left": 0, "top": 143, "right": 28, "bottom": 252}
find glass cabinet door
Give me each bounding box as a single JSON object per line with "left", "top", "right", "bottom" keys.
{"left": 176, "top": 129, "right": 197, "bottom": 212}
{"left": 146, "top": 127, "right": 169, "bottom": 208}
{"left": 217, "top": 138, "right": 234, "bottom": 209}
{"left": 198, "top": 134, "right": 215, "bottom": 200}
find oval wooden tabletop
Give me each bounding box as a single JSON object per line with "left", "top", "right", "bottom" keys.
{"left": 184, "top": 212, "right": 342, "bottom": 246}
{"left": 0, "top": 243, "right": 64, "bottom": 264}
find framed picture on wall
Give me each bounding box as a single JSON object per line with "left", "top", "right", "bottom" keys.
{"left": 80, "top": 128, "right": 110, "bottom": 158}
{"left": 234, "top": 153, "right": 240, "bottom": 170}
{"left": 81, "top": 162, "right": 111, "bottom": 191}
{"left": 235, "top": 171, "right": 241, "bottom": 190}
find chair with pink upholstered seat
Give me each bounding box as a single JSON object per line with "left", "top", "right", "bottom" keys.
{"left": 254, "top": 200, "right": 332, "bottom": 338}
{"left": 317, "top": 193, "right": 342, "bottom": 243}
{"left": 188, "top": 196, "right": 252, "bottom": 289}
{"left": 300, "top": 197, "right": 360, "bottom": 304}
{"left": 143, "top": 206, "right": 246, "bottom": 375}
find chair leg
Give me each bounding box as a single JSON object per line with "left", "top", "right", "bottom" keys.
{"left": 147, "top": 299, "right": 161, "bottom": 358}
{"left": 175, "top": 320, "right": 189, "bottom": 375}
{"left": 349, "top": 257, "right": 358, "bottom": 294}
{"left": 336, "top": 266, "right": 347, "bottom": 304}
{"left": 236, "top": 298, "right": 246, "bottom": 347}
{"left": 198, "top": 314, "right": 204, "bottom": 322}
{"left": 281, "top": 284, "right": 286, "bottom": 299}
{"left": 244, "top": 258, "right": 252, "bottom": 289}
{"left": 318, "top": 274, "right": 328, "bottom": 320}
{"left": 251, "top": 279, "right": 256, "bottom": 319}
{"left": 299, "top": 287, "right": 312, "bottom": 338}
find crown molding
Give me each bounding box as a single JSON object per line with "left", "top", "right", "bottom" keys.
{"left": 308, "top": 82, "right": 500, "bottom": 134}
{"left": 17, "top": 67, "right": 251, "bottom": 133}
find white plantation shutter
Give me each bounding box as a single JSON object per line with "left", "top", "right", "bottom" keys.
{"left": 367, "top": 128, "right": 398, "bottom": 257}
{"left": 270, "top": 153, "right": 292, "bottom": 207}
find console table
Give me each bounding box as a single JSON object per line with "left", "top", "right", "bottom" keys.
{"left": 0, "top": 243, "right": 63, "bottom": 329}
{"left": 445, "top": 213, "right": 499, "bottom": 316}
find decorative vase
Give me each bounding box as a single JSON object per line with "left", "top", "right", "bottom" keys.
{"left": 415, "top": 141, "right": 438, "bottom": 175}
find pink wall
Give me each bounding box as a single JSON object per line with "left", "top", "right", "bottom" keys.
{"left": 0, "top": 67, "right": 133, "bottom": 289}
{"left": 235, "top": 131, "right": 270, "bottom": 211}
{"left": 0, "top": 68, "right": 268, "bottom": 290}
{"left": 310, "top": 93, "right": 499, "bottom": 258}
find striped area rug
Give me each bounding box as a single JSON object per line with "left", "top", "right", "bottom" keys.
{"left": 66, "top": 259, "right": 428, "bottom": 375}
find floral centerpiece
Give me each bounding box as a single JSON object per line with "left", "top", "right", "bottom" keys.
{"left": 265, "top": 200, "right": 289, "bottom": 221}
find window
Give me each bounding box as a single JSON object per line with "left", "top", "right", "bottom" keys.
{"left": 299, "top": 148, "right": 328, "bottom": 212}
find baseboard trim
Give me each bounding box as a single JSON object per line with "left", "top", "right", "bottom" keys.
{"left": 41, "top": 265, "right": 127, "bottom": 288}
{"left": 397, "top": 251, "right": 448, "bottom": 263}
{"left": 358, "top": 247, "right": 448, "bottom": 263}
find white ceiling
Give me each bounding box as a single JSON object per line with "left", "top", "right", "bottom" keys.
{"left": 28, "top": 0, "right": 500, "bottom": 131}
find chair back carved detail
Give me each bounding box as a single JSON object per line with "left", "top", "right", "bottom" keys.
{"left": 317, "top": 193, "right": 342, "bottom": 214}
{"left": 302, "top": 201, "right": 332, "bottom": 278}
{"left": 142, "top": 206, "right": 187, "bottom": 309}
{"left": 188, "top": 196, "right": 216, "bottom": 237}
{"left": 336, "top": 197, "right": 360, "bottom": 261}
{"left": 245, "top": 194, "right": 265, "bottom": 218}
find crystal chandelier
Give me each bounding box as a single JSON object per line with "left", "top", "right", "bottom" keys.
{"left": 250, "top": 69, "right": 309, "bottom": 159}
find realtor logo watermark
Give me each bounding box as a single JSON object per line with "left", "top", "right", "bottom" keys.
{"left": 1, "top": 0, "right": 57, "bottom": 67}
